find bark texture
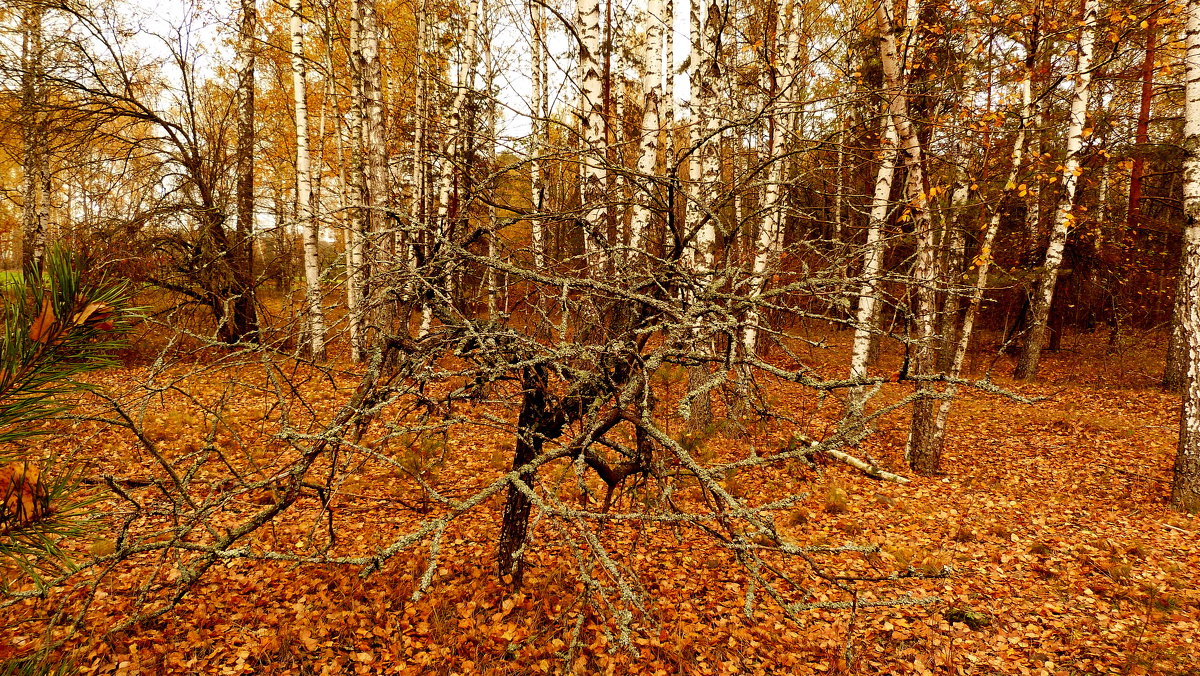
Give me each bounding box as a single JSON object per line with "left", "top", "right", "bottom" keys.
{"left": 1173, "top": 0, "right": 1200, "bottom": 513}
{"left": 20, "top": 2, "right": 48, "bottom": 273}
{"left": 875, "top": 0, "right": 940, "bottom": 474}
{"left": 290, "top": 0, "right": 327, "bottom": 359}
{"left": 230, "top": 0, "right": 261, "bottom": 343}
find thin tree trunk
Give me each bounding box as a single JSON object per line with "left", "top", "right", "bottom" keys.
{"left": 407, "top": 2, "right": 428, "bottom": 337}
{"left": 847, "top": 116, "right": 899, "bottom": 419}
{"left": 1015, "top": 0, "right": 1098, "bottom": 380}
{"left": 683, "top": 0, "right": 706, "bottom": 268}
{"left": 19, "top": 2, "right": 47, "bottom": 273}
{"left": 1165, "top": 270, "right": 1191, "bottom": 392}
{"left": 291, "top": 0, "right": 326, "bottom": 359}
{"left": 936, "top": 27, "right": 983, "bottom": 373}
{"left": 833, "top": 109, "right": 847, "bottom": 244}
{"left": 433, "top": 1, "right": 480, "bottom": 233}
{"left": 529, "top": 0, "right": 546, "bottom": 268}
{"left": 1166, "top": 10, "right": 1192, "bottom": 391}
{"left": 630, "top": 0, "right": 663, "bottom": 252}
{"left": 346, "top": 7, "right": 368, "bottom": 358}
{"left": 1172, "top": 0, "right": 1200, "bottom": 513}
{"left": 1127, "top": 13, "right": 1158, "bottom": 232}
{"left": 876, "top": 0, "right": 939, "bottom": 474}
{"left": 423, "top": 0, "right": 480, "bottom": 336}
{"left": 497, "top": 366, "right": 557, "bottom": 586}
{"left": 926, "top": 36, "right": 1038, "bottom": 461}
{"left": 577, "top": 0, "right": 605, "bottom": 261}
{"left": 743, "top": 0, "right": 802, "bottom": 355}
{"left": 358, "top": 0, "right": 389, "bottom": 343}
{"left": 231, "top": 0, "right": 261, "bottom": 343}
{"left": 483, "top": 0, "right": 499, "bottom": 319}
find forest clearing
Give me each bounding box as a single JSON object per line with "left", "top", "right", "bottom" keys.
{"left": 5, "top": 323, "right": 1200, "bottom": 675}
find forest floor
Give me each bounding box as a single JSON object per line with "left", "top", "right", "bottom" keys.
{"left": 4, "top": 327, "right": 1199, "bottom": 675}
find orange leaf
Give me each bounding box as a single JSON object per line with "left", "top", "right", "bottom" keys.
{"left": 71, "top": 301, "right": 113, "bottom": 327}
{"left": 29, "top": 299, "right": 56, "bottom": 343}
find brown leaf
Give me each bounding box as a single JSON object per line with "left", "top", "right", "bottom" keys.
{"left": 28, "top": 299, "right": 57, "bottom": 343}
{"left": 71, "top": 300, "right": 115, "bottom": 328}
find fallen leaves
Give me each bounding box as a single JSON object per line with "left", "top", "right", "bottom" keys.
{"left": 0, "top": 461, "right": 50, "bottom": 533}
{"left": 2, "top": 333, "right": 1200, "bottom": 674}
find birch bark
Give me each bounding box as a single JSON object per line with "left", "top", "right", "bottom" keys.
{"left": 408, "top": 1, "right": 427, "bottom": 318}
{"left": 925, "top": 37, "right": 1039, "bottom": 462}
{"left": 291, "top": 0, "right": 326, "bottom": 359}
{"left": 577, "top": 0, "right": 605, "bottom": 260}
{"left": 875, "top": 0, "right": 940, "bottom": 473}
{"left": 19, "top": 2, "right": 47, "bottom": 272}
{"left": 483, "top": 0, "right": 499, "bottom": 318}
{"left": 420, "top": 0, "right": 479, "bottom": 336}
{"left": 346, "top": 3, "right": 368, "bottom": 358}
{"left": 630, "top": 0, "right": 664, "bottom": 252}
{"left": 1015, "top": 0, "right": 1098, "bottom": 380}
{"left": 1172, "top": 0, "right": 1200, "bottom": 513}
{"left": 529, "top": 0, "right": 546, "bottom": 268}
{"left": 358, "top": 0, "right": 389, "bottom": 341}
{"left": 743, "top": 0, "right": 803, "bottom": 355}
{"left": 847, "top": 116, "right": 898, "bottom": 418}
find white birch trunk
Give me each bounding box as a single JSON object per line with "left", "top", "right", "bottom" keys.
{"left": 833, "top": 112, "right": 847, "bottom": 243}
{"left": 877, "top": 0, "right": 939, "bottom": 473}
{"left": 407, "top": 2, "right": 427, "bottom": 329}
{"left": 630, "top": 0, "right": 664, "bottom": 252}
{"left": 291, "top": 0, "right": 327, "bottom": 359}
{"left": 483, "top": 0, "right": 499, "bottom": 319}
{"left": 345, "top": 7, "right": 371, "bottom": 358}
{"left": 1015, "top": 0, "right": 1098, "bottom": 380}
{"left": 19, "top": 2, "right": 47, "bottom": 272}
{"left": 434, "top": 1, "right": 481, "bottom": 227}
{"left": 927, "top": 45, "right": 1037, "bottom": 456}
{"left": 425, "top": 0, "right": 481, "bottom": 338}
{"left": 684, "top": 0, "right": 723, "bottom": 270}
{"left": 742, "top": 0, "right": 803, "bottom": 355}
{"left": 847, "top": 116, "right": 899, "bottom": 417}
{"left": 529, "top": 0, "right": 546, "bottom": 268}
{"left": 577, "top": 0, "right": 605, "bottom": 260}
{"left": 1173, "top": 0, "right": 1200, "bottom": 513}
{"left": 358, "top": 0, "right": 389, "bottom": 339}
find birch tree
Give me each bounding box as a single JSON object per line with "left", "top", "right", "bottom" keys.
{"left": 847, "top": 115, "right": 898, "bottom": 420}
{"left": 409, "top": 1, "right": 429, "bottom": 310}
{"left": 742, "top": 0, "right": 803, "bottom": 356}
{"left": 923, "top": 24, "right": 1041, "bottom": 464}
{"left": 19, "top": 0, "right": 48, "bottom": 273}
{"left": 427, "top": 0, "right": 480, "bottom": 328}
{"left": 290, "top": 0, "right": 326, "bottom": 359}
{"left": 577, "top": 0, "right": 605, "bottom": 261}
{"left": 1173, "top": 0, "right": 1200, "bottom": 513}
{"left": 230, "top": 0, "right": 261, "bottom": 343}
{"left": 1014, "top": 0, "right": 1098, "bottom": 380}
{"left": 528, "top": 0, "right": 547, "bottom": 268}
{"left": 345, "top": 4, "right": 368, "bottom": 357}
{"left": 629, "top": 0, "right": 663, "bottom": 252}
{"left": 358, "top": 0, "right": 389, "bottom": 343}
{"left": 685, "top": 0, "right": 721, "bottom": 271}
{"left": 874, "top": 0, "right": 940, "bottom": 474}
